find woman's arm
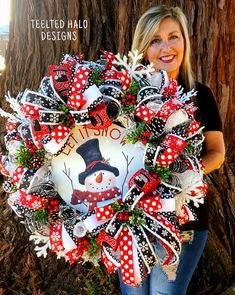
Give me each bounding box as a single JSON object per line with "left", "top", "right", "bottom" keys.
{"left": 201, "top": 131, "right": 225, "bottom": 174}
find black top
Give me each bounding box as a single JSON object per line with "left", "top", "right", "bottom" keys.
{"left": 179, "top": 81, "right": 223, "bottom": 231}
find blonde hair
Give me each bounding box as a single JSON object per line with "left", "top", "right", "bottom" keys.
{"left": 132, "top": 5, "right": 195, "bottom": 90}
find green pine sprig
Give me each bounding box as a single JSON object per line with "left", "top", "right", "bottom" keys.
{"left": 125, "top": 122, "right": 146, "bottom": 144}
{"left": 116, "top": 65, "right": 125, "bottom": 71}
{"left": 126, "top": 209, "right": 146, "bottom": 226}
{"left": 127, "top": 80, "right": 140, "bottom": 96}
{"left": 91, "top": 68, "right": 105, "bottom": 86}
{"left": 146, "top": 165, "right": 172, "bottom": 183}
{"left": 87, "top": 236, "right": 100, "bottom": 255}
{"left": 15, "top": 145, "right": 45, "bottom": 169}
{"left": 34, "top": 208, "right": 49, "bottom": 223}
{"left": 184, "top": 143, "right": 193, "bottom": 154}
{"left": 122, "top": 104, "right": 135, "bottom": 115}
{"left": 10, "top": 185, "right": 17, "bottom": 193}
{"left": 56, "top": 104, "right": 73, "bottom": 127}
{"left": 15, "top": 145, "right": 31, "bottom": 167}
{"left": 112, "top": 201, "right": 146, "bottom": 226}
{"left": 112, "top": 200, "right": 122, "bottom": 211}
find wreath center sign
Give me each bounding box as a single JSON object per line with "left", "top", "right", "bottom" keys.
{"left": 52, "top": 124, "right": 144, "bottom": 213}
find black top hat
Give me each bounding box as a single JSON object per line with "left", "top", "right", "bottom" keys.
{"left": 76, "top": 138, "right": 119, "bottom": 184}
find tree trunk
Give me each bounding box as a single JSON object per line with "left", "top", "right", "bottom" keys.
{"left": 0, "top": 0, "right": 234, "bottom": 294}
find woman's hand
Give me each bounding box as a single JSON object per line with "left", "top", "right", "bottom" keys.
{"left": 201, "top": 131, "right": 225, "bottom": 174}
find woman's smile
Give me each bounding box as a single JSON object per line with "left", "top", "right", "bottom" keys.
{"left": 159, "top": 54, "right": 176, "bottom": 63}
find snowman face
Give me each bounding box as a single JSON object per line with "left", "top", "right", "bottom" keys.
{"left": 84, "top": 170, "right": 116, "bottom": 192}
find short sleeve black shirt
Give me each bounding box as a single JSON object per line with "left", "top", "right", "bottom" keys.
{"left": 179, "top": 81, "right": 223, "bottom": 231}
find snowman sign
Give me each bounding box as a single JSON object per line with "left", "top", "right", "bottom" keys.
{"left": 51, "top": 124, "right": 144, "bottom": 213}
{"left": 71, "top": 138, "right": 121, "bottom": 211}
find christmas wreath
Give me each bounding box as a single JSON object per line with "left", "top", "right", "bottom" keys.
{"left": 0, "top": 50, "right": 207, "bottom": 287}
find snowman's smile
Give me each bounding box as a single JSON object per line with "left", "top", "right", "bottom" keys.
{"left": 89, "top": 183, "right": 113, "bottom": 191}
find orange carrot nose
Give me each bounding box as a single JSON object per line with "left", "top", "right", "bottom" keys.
{"left": 95, "top": 172, "right": 103, "bottom": 183}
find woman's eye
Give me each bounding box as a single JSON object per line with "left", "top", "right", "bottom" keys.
{"left": 169, "top": 35, "right": 178, "bottom": 40}
{"left": 151, "top": 38, "right": 161, "bottom": 45}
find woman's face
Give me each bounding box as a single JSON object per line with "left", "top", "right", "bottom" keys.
{"left": 146, "top": 17, "right": 184, "bottom": 80}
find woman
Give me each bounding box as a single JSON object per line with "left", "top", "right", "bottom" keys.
{"left": 118, "top": 5, "right": 225, "bottom": 295}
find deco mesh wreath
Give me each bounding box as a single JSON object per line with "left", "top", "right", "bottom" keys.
{"left": 0, "top": 50, "right": 208, "bottom": 287}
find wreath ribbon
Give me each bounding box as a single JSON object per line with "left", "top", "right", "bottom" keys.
{"left": 15, "top": 190, "right": 48, "bottom": 210}
{"left": 19, "top": 66, "right": 105, "bottom": 154}
{"left": 95, "top": 170, "right": 181, "bottom": 287}
{"left": 49, "top": 222, "right": 89, "bottom": 264}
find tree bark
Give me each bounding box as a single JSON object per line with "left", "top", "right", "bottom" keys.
{"left": 0, "top": 0, "right": 234, "bottom": 294}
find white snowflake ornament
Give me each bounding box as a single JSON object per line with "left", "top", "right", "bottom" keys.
{"left": 114, "top": 50, "right": 155, "bottom": 82}
{"left": 29, "top": 231, "right": 50, "bottom": 258}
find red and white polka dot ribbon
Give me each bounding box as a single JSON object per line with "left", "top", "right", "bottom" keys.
{"left": 67, "top": 66, "right": 91, "bottom": 110}
{"left": 117, "top": 69, "right": 132, "bottom": 92}
{"left": 6, "top": 121, "right": 18, "bottom": 132}
{"left": 100, "top": 50, "right": 116, "bottom": 70}
{"left": 138, "top": 195, "right": 162, "bottom": 212}
{"left": 119, "top": 227, "right": 136, "bottom": 286}
{"left": 21, "top": 105, "right": 42, "bottom": 118}
{"left": 185, "top": 121, "right": 201, "bottom": 137}
{"left": 156, "top": 134, "right": 187, "bottom": 167}
{"left": 96, "top": 203, "right": 115, "bottom": 221}
{"left": 134, "top": 105, "right": 155, "bottom": 123}
{"left": 49, "top": 124, "right": 71, "bottom": 144}
{"left": 12, "top": 165, "right": 25, "bottom": 187}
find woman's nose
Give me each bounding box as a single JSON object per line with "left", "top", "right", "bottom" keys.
{"left": 161, "top": 40, "right": 171, "bottom": 51}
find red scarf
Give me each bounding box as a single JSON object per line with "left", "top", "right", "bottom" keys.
{"left": 71, "top": 186, "right": 121, "bottom": 211}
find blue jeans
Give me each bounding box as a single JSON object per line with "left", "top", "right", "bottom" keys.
{"left": 118, "top": 230, "right": 208, "bottom": 295}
